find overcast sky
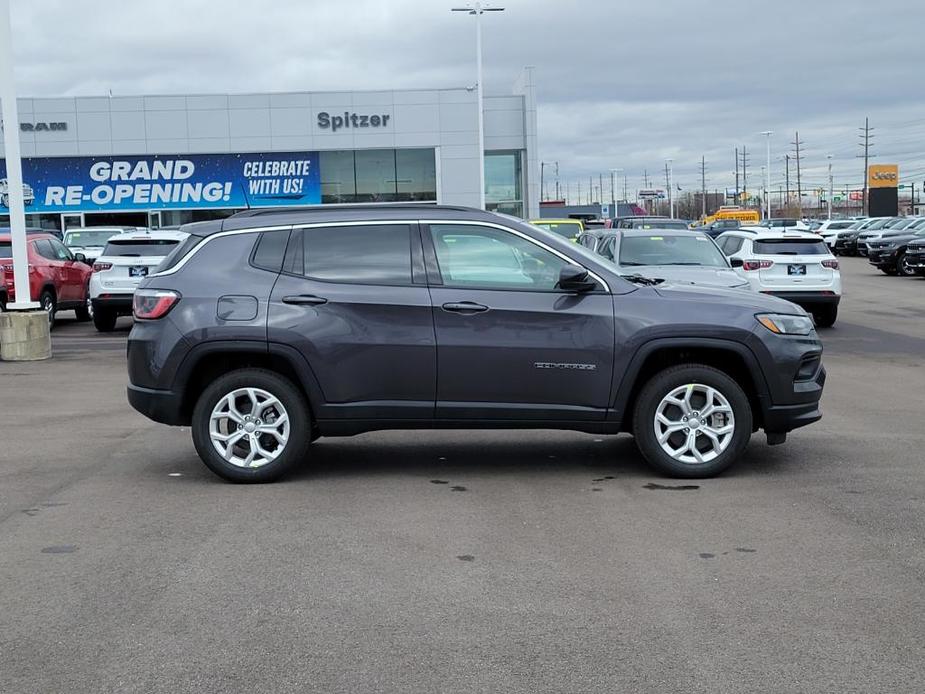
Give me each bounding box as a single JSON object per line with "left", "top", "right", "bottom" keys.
{"left": 8, "top": 0, "right": 925, "bottom": 200}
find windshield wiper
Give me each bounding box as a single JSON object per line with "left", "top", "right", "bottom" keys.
{"left": 660, "top": 262, "right": 704, "bottom": 266}
{"left": 118, "top": 253, "right": 142, "bottom": 257}
{"left": 621, "top": 274, "right": 664, "bottom": 286}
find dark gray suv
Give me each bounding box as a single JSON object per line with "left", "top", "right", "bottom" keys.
{"left": 127, "top": 205, "right": 825, "bottom": 482}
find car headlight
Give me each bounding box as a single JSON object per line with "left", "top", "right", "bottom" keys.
{"left": 756, "top": 313, "right": 815, "bottom": 335}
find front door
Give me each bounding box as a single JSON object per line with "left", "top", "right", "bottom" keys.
{"left": 424, "top": 222, "right": 615, "bottom": 421}
{"left": 267, "top": 222, "right": 436, "bottom": 421}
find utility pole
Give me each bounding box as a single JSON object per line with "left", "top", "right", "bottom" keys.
{"left": 609, "top": 170, "right": 615, "bottom": 211}
{"left": 858, "top": 117, "right": 874, "bottom": 216}
{"left": 589, "top": 176, "right": 593, "bottom": 203}
{"left": 784, "top": 155, "right": 790, "bottom": 210}
{"left": 540, "top": 162, "right": 546, "bottom": 202}
{"left": 827, "top": 155, "right": 834, "bottom": 219}
{"left": 599, "top": 173, "right": 604, "bottom": 207}
{"left": 623, "top": 174, "right": 628, "bottom": 204}
{"left": 741, "top": 146, "right": 749, "bottom": 207}
{"left": 554, "top": 161, "right": 559, "bottom": 201}
{"left": 700, "top": 156, "right": 707, "bottom": 218}
{"left": 791, "top": 131, "right": 804, "bottom": 215}
{"left": 734, "top": 147, "right": 740, "bottom": 203}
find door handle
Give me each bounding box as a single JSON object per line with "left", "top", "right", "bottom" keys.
{"left": 282, "top": 294, "right": 328, "bottom": 306}
{"left": 442, "top": 301, "right": 489, "bottom": 314}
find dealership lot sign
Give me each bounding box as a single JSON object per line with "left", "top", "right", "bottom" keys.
{"left": 0, "top": 152, "right": 321, "bottom": 211}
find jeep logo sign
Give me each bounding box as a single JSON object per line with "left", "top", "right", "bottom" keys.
{"left": 20, "top": 121, "right": 68, "bottom": 132}
{"left": 868, "top": 164, "right": 899, "bottom": 189}
{"left": 317, "top": 111, "right": 391, "bottom": 133}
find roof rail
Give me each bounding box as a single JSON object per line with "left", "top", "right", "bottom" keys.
{"left": 230, "top": 203, "right": 479, "bottom": 219}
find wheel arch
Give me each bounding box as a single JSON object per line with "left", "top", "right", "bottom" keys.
{"left": 613, "top": 338, "right": 771, "bottom": 431}
{"left": 175, "top": 341, "right": 324, "bottom": 427}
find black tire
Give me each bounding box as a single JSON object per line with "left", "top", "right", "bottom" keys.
{"left": 74, "top": 302, "right": 91, "bottom": 321}
{"left": 632, "top": 365, "right": 753, "bottom": 478}
{"left": 92, "top": 308, "right": 117, "bottom": 332}
{"left": 813, "top": 304, "right": 838, "bottom": 328}
{"left": 39, "top": 290, "right": 56, "bottom": 330}
{"left": 191, "top": 368, "right": 311, "bottom": 483}
{"left": 897, "top": 252, "right": 916, "bottom": 277}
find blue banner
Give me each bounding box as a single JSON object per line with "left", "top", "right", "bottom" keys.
{"left": 0, "top": 151, "right": 321, "bottom": 212}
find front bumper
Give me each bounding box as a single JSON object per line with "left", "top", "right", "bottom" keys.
{"left": 834, "top": 238, "right": 857, "bottom": 253}
{"left": 867, "top": 249, "right": 898, "bottom": 266}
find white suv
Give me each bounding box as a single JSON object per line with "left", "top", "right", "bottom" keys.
{"left": 89, "top": 229, "right": 187, "bottom": 331}
{"left": 716, "top": 229, "right": 842, "bottom": 327}
{"left": 814, "top": 219, "right": 857, "bottom": 249}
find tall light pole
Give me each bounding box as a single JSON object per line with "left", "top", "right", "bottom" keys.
{"left": 0, "top": 0, "right": 37, "bottom": 310}
{"left": 452, "top": 2, "right": 504, "bottom": 210}
{"left": 761, "top": 131, "right": 773, "bottom": 220}
{"left": 610, "top": 168, "right": 623, "bottom": 215}
{"left": 827, "top": 154, "right": 834, "bottom": 220}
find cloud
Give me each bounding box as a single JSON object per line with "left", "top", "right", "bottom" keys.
{"left": 8, "top": 0, "right": 925, "bottom": 194}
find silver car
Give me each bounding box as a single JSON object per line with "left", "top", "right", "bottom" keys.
{"left": 593, "top": 229, "right": 749, "bottom": 289}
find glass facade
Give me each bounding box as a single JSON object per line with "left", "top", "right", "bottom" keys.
{"left": 485, "top": 151, "right": 524, "bottom": 218}
{"left": 321, "top": 148, "right": 437, "bottom": 204}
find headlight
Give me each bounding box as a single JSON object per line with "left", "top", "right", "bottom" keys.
{"left": 756, "top": 313, "right": 815, "bottom": 335}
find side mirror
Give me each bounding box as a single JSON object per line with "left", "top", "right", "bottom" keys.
{"left": 73, "top": 252, "right": 87, "bottom": 264}
{"left": 557, "top": 265, "right": 596, "bottom": 293}
{"left": 729, "top": 257, "right": 744, "bottom": 268}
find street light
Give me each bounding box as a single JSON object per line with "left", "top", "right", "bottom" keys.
{"left": 761, "top": 131, "right": 773, "bottom": 220}
{"left": 452, "top": 2, "right": 504, "bottom": 210}
{"left": 610, "top": 168, "right": 623, "bottom": 215}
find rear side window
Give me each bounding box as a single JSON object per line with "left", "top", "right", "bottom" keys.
{"left": 284, "top": 225, "right": 412, "bottom": 285}
{"left": 251, "top": 230, "right": 291, "bottom": 272}
{"left": 32, "top": 239, "right": 57, "bottom": 259}
{"left": 103, "top": 239, "right": 180, "bottom": 256}
{"left": 719, "top": 237, "right": 743, "bottom": 254}
{"left": 754, "top": 240, "right": 829, "bottom": 255}
{"left": 156, "top": 235, "right": 203, "bottom": 273}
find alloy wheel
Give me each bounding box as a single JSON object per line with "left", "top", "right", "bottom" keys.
{"left": 209, "top": 387, "right": 290, "bottom": 468}
{"left": 653, "top": 383, "right": 735, "bottom": 464}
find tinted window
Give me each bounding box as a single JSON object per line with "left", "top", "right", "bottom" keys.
{"left": 430, "top": 224, "right": 569, "bottom": 290}
{"left": 251, "top": 230, "right": 291, "bottom": 272}
{"left": 721, "top": 237, "right": 744, "bottom": 255}
{"left": 103, "top": 239, "right": 180, "bottom": 256}
{"left": 155, "top": 235, "right": 203, "bottom": 273}
{"left": 49, "top": 239, "right": 73, "bottom": 260}
{"left": 532, "top": 222, "right": 583, "bottom": 240}
{"left": 33, "top": 239, "right": 57, "bottom": 259}
{"left": 598, "top": 237, "right": 616, "bottom": 261}
{"left": 618, "top": 235, "right": 727, "bottom": 267}
{"left": 754, "top": 240, "right": 829, "bottom": 255}
{"left": 0, "top": 243, "right": 10, "bottom": 258}
{"left": 289, "top": 225, "right": 412, "bottom": 285}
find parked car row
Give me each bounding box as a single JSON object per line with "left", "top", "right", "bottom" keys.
{"left": 0, "top": 225, "right": 184, "bottom": 329}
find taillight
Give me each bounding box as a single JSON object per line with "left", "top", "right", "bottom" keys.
{"left": 92, "top": 262, "right": 112, "bottom": 272}
{"left": 133, "top": 289, "right": 181, "bottom": 319}
{"left": 821, "top": 259, "right": 839, "bottom": 269}
{"left": 742, "top": 259, "right": 774, "bottom": 271}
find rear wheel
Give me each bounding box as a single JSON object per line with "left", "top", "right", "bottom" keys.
{"left": 92, "top": 308, "right": 117, "bottom": 332}
{"left": 39, "top": 290, "right": 56, "bottom": 330}
{"left": 191, "top": 369, "right": 312, "bottom": 483}
{"left": 74, "top": 301, "right": 91, "bottom": 321}
{"left": 813, "top": 304, "right": 838, "bottom": 328}
{"left": 632, "top": 365, "right": 753, "bottom": 478}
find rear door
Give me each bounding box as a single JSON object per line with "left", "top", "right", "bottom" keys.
{"left": 753, "top": 238, "right": 835, "bottom": 289}
{"left": 267, "top": 222, "right": 436, "bottom": 421}
{"left": 47, "top": 238, "right": 81, "bottom": 301}
{"left": 32, "top": 239, "right": 70, "bottom": 299}
{"left": 424, "top": 221, "right": 614, "bottom": 421}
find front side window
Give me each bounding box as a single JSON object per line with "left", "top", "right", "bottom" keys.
{"left": 285, "top": 225, "right": 413, "bottom": 285}
{"left": 429, "top": 224, "right": 569, "bottom": 290}
{"left": 49, "top": 239, "right": 73, "bottom": 260}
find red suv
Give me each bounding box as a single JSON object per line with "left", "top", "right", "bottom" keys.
{"left": 0, "top": 232, "right": 93, "bottom": 327}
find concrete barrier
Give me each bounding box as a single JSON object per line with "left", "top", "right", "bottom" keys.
{"left": 0, "top": 310, "right": 52, "bottom": 361}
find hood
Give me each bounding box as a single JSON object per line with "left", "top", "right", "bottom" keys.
{"left": 627, "top": 265, "right": 748, "bottom": 289}
{"left": 874, "top": 233, "right": 922, "bottom": 245}
{"left": 653, "top": 281, "right": 808, "bottom": 314}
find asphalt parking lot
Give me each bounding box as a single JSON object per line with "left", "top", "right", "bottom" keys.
{"left": 1, "top": 257, "right": 924, "bottom": 693}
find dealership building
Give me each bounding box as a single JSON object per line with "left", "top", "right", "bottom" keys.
{"left": 0, "top": 68, "right": 539, "bottom": 230}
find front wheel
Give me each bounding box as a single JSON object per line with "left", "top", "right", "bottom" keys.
{"left": 191, "top": 369, "right": 312, "bottom": 483}
{"left": 897, "top": 252, "right": 916, "bottom": 277}
{"left": 632, "top": 365, "right": 753, "bottom": 478}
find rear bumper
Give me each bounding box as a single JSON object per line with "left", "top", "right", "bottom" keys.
{"left": 761, "top": 291, "right": 840, "bottom": 307}
{"left": 127, "top": 384, "right": 187, "bottom": 425}
{"left": 91, "top": 294, "right": 133, "bottom": 314}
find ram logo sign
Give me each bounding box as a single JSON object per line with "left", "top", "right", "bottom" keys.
{"left": 20, "top": 122, "right": 68, "bottom": 132}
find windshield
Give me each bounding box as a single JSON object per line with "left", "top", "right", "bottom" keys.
{"left": 754, "top": 239, "right": 830, "bottom": 255}
{"left": 532, "top": 222, "right": 582, "bottom": 239}
{"left": 867, "top": 218, "right": 896, "bottom": 230}
{"left": 618, "top": 234, "right": 727, "bottom": 267}
{"left": 64, "top": 230, "right": 120, "bottom": 247}
{"left": 102, "top": 239, "right": 180, "bottom": 256}
{"left": 630, "top": 221, "right": 689, "bottom": 230}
